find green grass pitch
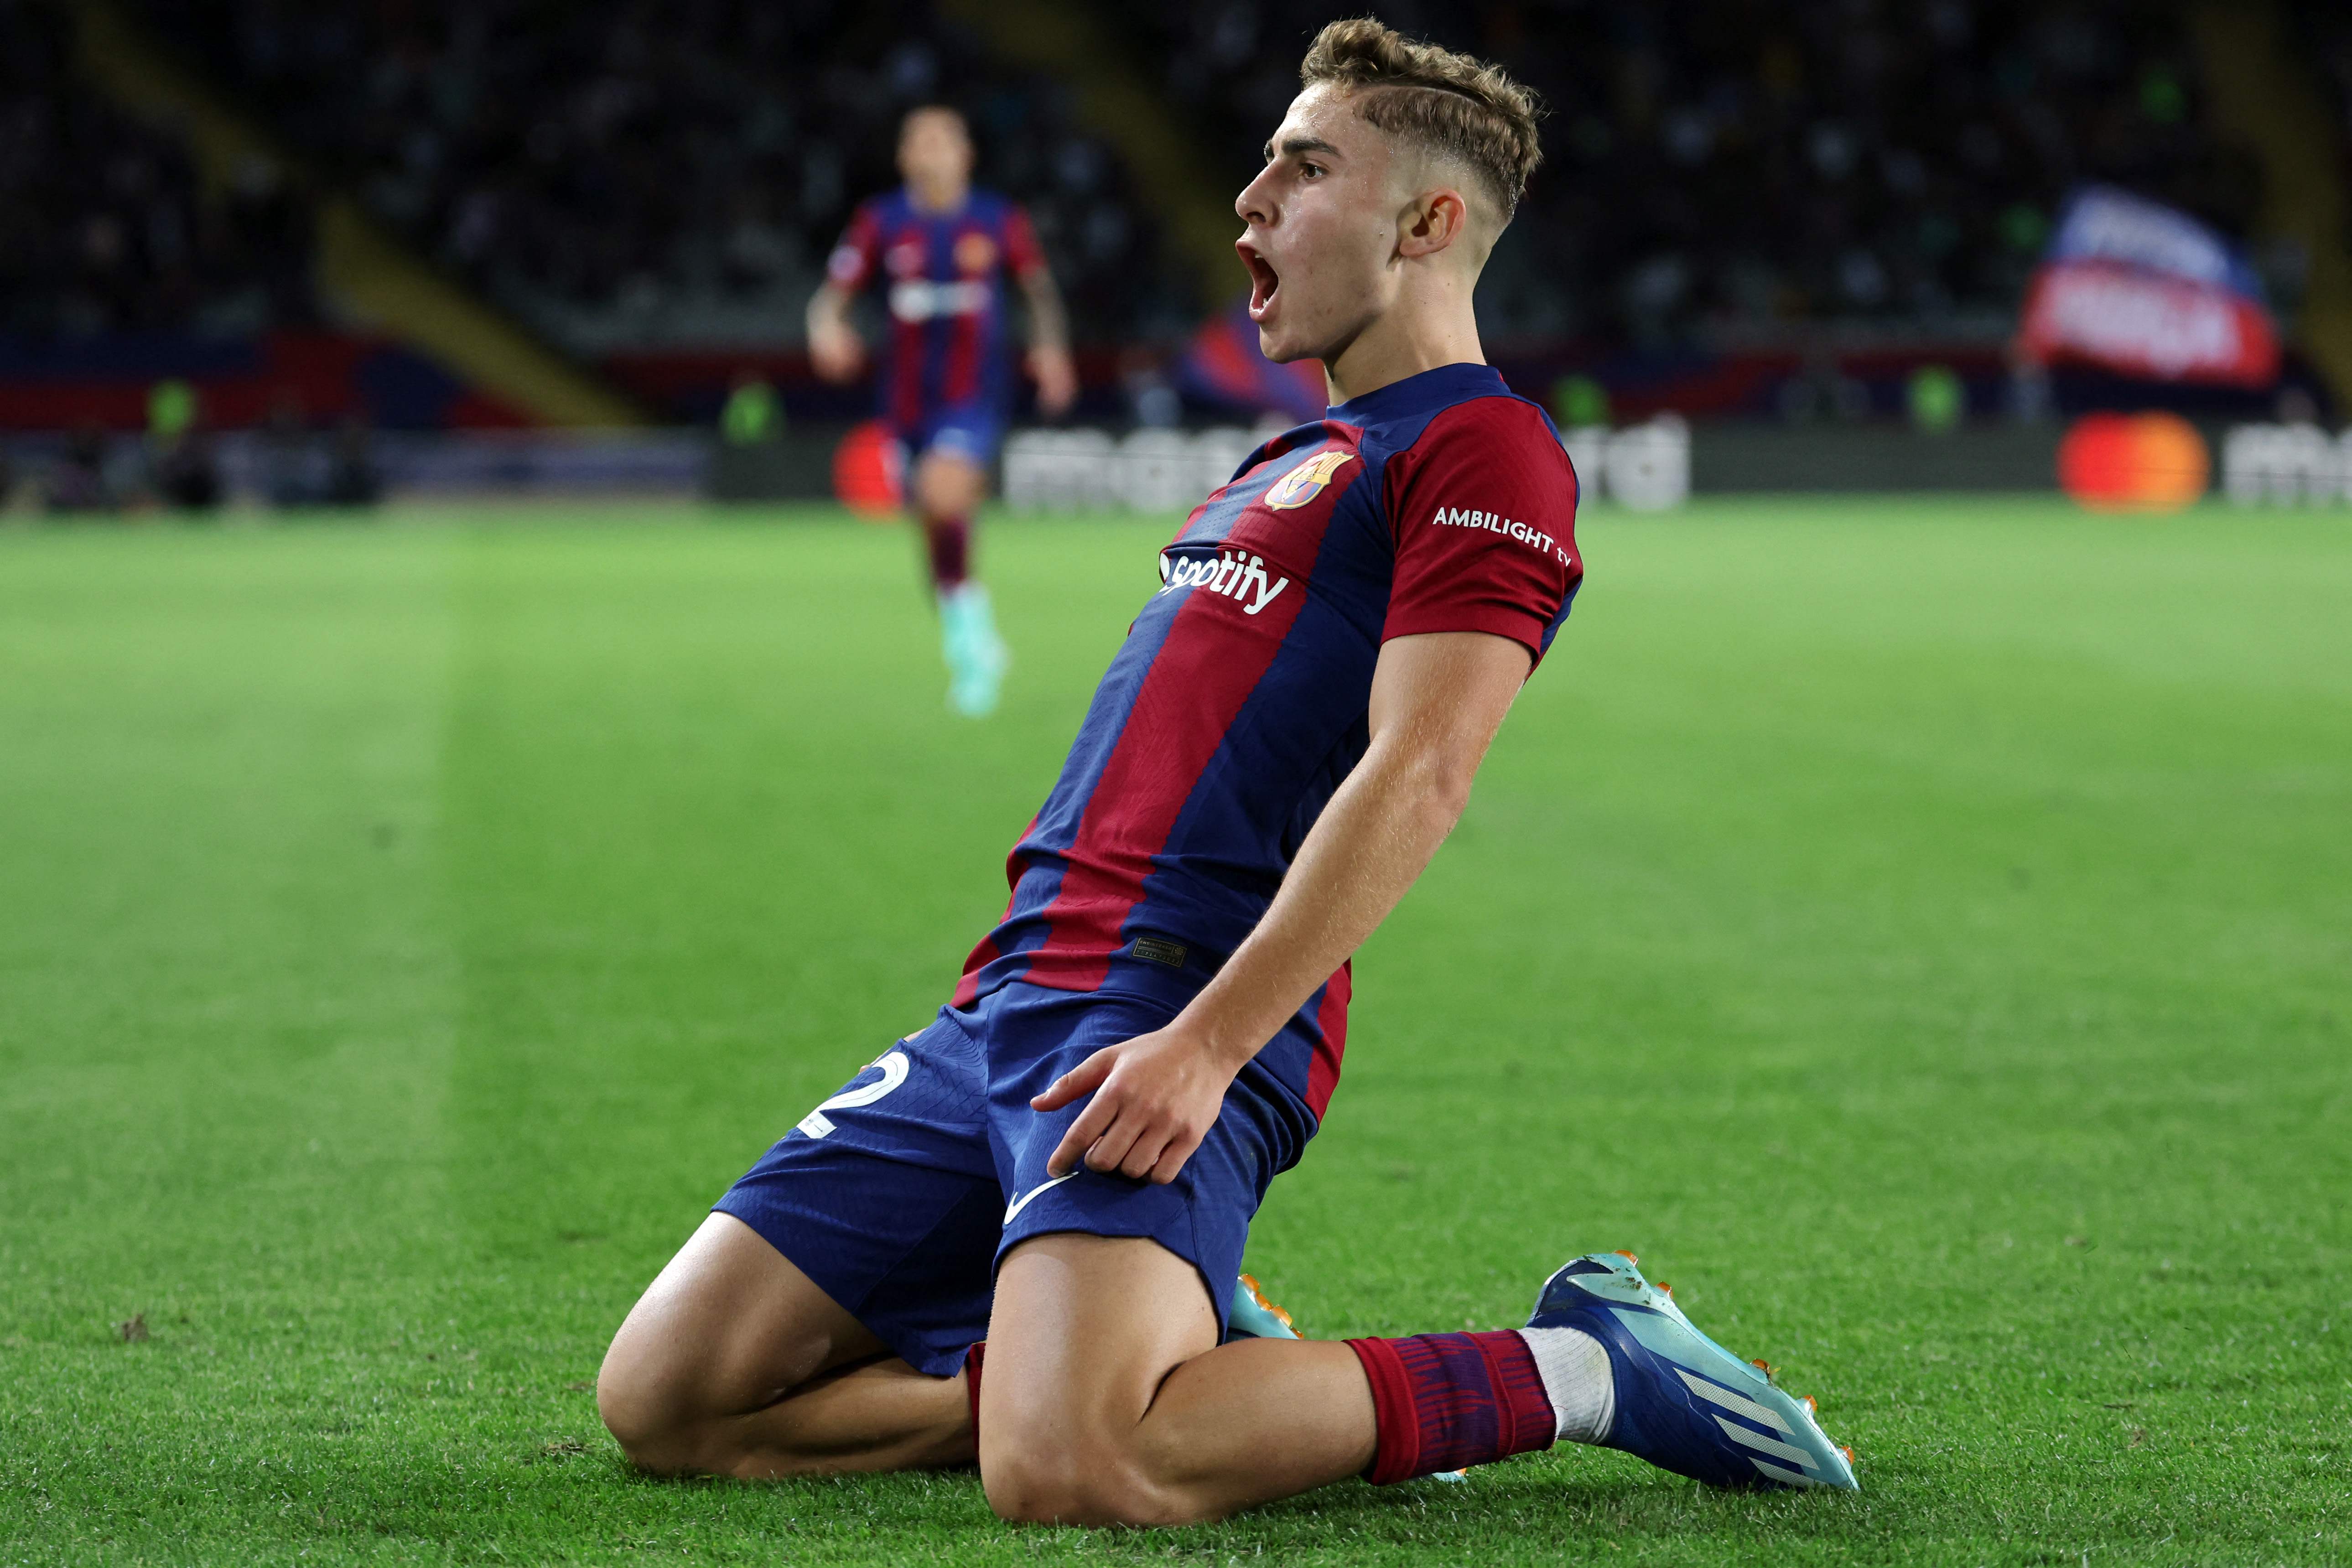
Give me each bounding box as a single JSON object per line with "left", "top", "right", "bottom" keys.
{"left": 1, "top": 496, "right": 2346, "bottom": 1566}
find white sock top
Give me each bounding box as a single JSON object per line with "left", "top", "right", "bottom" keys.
{"left": 1516, "top": 1325, "right": 1616, "bottom": 1444}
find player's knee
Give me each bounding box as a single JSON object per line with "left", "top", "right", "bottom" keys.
{"left": 915, "top": 454, "right": 983, "bottom": 516}
{"left": 595, "top": 1329, "right": 703, "bottom": 1474}
{"left": 980, "top": 1435, "right": 1202, "bottom": 1527}
{"left": 595, "top": 1373, "right": 682, "bottom": 1473}
{"left": 982, "top": 1459, "right": 1179, "bottom": 1527}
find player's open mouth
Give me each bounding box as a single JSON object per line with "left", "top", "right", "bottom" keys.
{"left": 1243, "top": 247, "right": 1281, "bottom": 320}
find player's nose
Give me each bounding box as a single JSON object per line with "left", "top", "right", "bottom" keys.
{"left": 1235, "top": 168, "right": 1276, "bottom": 226}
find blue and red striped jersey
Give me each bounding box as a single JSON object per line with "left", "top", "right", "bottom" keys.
{"left": 956, "top": 363, "right": 1583, "bottom": 1121}
{"left": 826, "top": 188, "right": 1045, "bottom": 431}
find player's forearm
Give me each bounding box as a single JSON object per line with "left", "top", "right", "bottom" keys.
{"left": 806, "top": 282, "right": 851, "bottom": 339}
{"left": 1019, "top": 272, "right": 1070, "bottom": 355}
{"left": 1175, "top": 734, "right": 1471, "bottom": 1070}
{"left": 1170, "top": 633, "right": 1528, "bottom": 1073}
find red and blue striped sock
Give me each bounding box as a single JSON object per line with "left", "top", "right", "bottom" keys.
{"left": 925, "top": 515, "right": 970, "bottom": 590}
{"left": 963, "top": 1341, "right": 986, "bottom": 1441}
{"left": 1345, "top": 1331, "right": 1558, "bottom": 1484}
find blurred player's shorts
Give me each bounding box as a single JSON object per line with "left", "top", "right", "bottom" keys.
{"left": 899, "top": 405, "right": 1006, "bottom": 468}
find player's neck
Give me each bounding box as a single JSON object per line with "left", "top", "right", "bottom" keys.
{"left": 1320, "top": 280, "right": 1485, "bottom": 407}
{"left": 907, "top": 178, "right": 969, "bottom": 214}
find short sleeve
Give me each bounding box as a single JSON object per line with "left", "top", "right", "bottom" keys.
{"left": 1001, "top": 204, "right": 1046, "bottom": 278}
{"left": 1380, "top": 399, "right": 1582, "bottom": 665}
{"left": 826, "top": 204, "right": 883, "bottom": 291}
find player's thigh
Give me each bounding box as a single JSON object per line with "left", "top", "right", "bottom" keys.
{"left": 974, "top": 992, "right": 1305, "bottom": 1518}
{"left": 980, "top": 1231, "right": 1220, "bottom": 1521}
{"left": 912, "top": 447, "right": 987, "bottom": 516}
{"left": 598, "top": 1211, "right": 883, "bottom": 1443}
{"left": 602, "top": 1009, "right": 999, "bottom": 1438}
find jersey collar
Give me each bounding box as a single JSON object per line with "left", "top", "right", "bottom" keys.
{"left": 1326, "top": 362, "right": 1508, "bottom": 425}
{"left": 902, "top": 186, "right": 972, "bottom": 220}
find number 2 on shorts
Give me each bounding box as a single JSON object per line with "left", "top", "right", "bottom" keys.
{"left": 796, "top": 1048, "right": 910, "bottom": 1139}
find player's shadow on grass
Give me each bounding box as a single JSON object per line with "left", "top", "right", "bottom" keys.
{"left": 1235, "top": 1455, "right": 1859, "bottom": 1540}
{"left": 597, "top": 1449, "right": 1860, "bottom": 1545}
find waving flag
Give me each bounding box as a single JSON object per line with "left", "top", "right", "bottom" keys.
{"left": 2016, "top": 186, "right": 2279, "bottom": 388}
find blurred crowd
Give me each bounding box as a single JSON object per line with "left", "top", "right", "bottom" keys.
{"left": 0, "top": 0, "right": 312, "bottom": 337}
{"left": 2290, "top": 0, "right": 2352, "bottom": 221}
{"left": 1117, "top": 0, "right": 2260, "bottom": 344}
{"left": 129, "top": 0, "right": 1179, "bottom": 351}
{"left": 8, "top": 0, "right": 2326, "bottom": 363}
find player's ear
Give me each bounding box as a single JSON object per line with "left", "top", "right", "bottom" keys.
{"left": 1397, "top": 187, "right": 1469, "bottom": 260}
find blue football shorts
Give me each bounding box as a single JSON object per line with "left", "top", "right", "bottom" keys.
{"left": 891, "top": 402, "right": 1005, "bottom": 469}
{"left": 714, "top": 976, "right": 1319, "bottom": 1378}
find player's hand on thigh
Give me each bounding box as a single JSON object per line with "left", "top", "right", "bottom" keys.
{"left": 1031, "top": 1026, "right": 1236, "bottom": 1184}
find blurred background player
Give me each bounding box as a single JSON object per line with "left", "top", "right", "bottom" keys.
{"left": 807, "top": 105, "right": 1078, "bottom": 718}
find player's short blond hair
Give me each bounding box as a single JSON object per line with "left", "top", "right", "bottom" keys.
{"left": 1299, "top": 18, "right": 1543, "bottom": 223}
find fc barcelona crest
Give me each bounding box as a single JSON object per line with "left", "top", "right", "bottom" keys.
{"left": 1264, "top": 449, "right": 1356, "bottom": 509}
{"left": 953, "top": 230, "right": 999, "bottom": 274}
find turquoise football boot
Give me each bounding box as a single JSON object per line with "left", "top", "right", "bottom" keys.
{"left": 1225, "top": 1272, "right": 1299, "bottom": 1341}
{"left": 940, "top": 583, "right": 1007, "bottom": 718}
{"left": 1528, "top": 1251, "right": 1858, "bottom": 1490}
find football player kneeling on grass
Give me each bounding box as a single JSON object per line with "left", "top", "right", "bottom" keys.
{"left": 597, "top": 18, "right": 1856, "bottom": 1523}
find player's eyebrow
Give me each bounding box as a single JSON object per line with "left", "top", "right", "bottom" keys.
{"left": 1263, "top": 134, "right": 1343, "bottom": 164}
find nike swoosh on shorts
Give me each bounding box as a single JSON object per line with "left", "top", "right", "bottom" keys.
{"left": 1002, "top": 1170, "right": 1080, "bottom": 1225}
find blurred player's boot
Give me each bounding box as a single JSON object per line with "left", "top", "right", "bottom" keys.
{"left": 939, "top": 582, "right": 1007, "bottom": 717}
{"left": 1226, "top": 1272, "right": 1298, "bottom": 1340}
{"left": 1524, "top": 1251, "right": 1858, "bottom": 1490}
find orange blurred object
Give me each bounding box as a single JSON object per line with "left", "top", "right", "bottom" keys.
{"left": 832, "top": 420, "right": 905, "bottom": 519}
{"left": 2057, "top": 411, "right": 2209, "bottom": 512}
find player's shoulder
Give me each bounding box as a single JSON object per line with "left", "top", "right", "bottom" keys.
{"left": 830, "top": 196, "right": 894, "bottom": 278}
{"left": 1370, "top": 394, "right": 1573, "bottom": 508}
{"left": 857, "top": 188, "right": 911, "bottom": 225}
{"left": 964, "top": 187, "right": 1019, "bottom": 221}
{"left": 1405, "top": 389, "right": 1570, "bottom": 468}
{"left": 1338, "top": 370, "right": 1577, "bottom": 520}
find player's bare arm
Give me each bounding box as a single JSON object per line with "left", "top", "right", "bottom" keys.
{"left": 805, "top": 280, "right": 864, "bottom": 382}
{"left": 1033, "top": 628, "right": 1529, "bottom": 1182}
{"left": 1017, "top": 264, "right": 1077, "bottom": 417}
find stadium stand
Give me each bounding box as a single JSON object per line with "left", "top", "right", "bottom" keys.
{"left": 1106, "top": 1, "right": 2259, "bottom": 346}
{"left": 2, "top": 0, "right": 314, "bottom": 337}
{"left": 2289, "top": 0, "right": 2352, "bottom": 177}
{"left": 117, "top": 0, "right": 2265, "bottom": 355}
{"left": 126, "top": 0, "right": 1180, "bottom": 356}
{"left": 2195, "top": 0, "right": 2352, "bottom": 414}
{"left": 12, "top": 0, "right": 2347, "bottom": 441}
{"left": 2283, "top": 0, "right": 2352, "bottom": 400}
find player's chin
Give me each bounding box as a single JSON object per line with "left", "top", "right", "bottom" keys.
{"left": 1254, "top": 326, "right": 1319, "bottom": 366}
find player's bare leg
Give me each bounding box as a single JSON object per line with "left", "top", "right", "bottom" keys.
{"left": 979, "top": 1234, "right": 1376, "bottom": 1525}
{"left": 978, "top": 1233, "right": 1860, "bottom": 1526}
{"left": 913, "top": 447, "right": 986, "bottom": 573}
{"left": 914, "top": 448, "right": 1007, "bottom": 716}
{"left": 597, "top": 1213, "right": 972, "bottom": 1478}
